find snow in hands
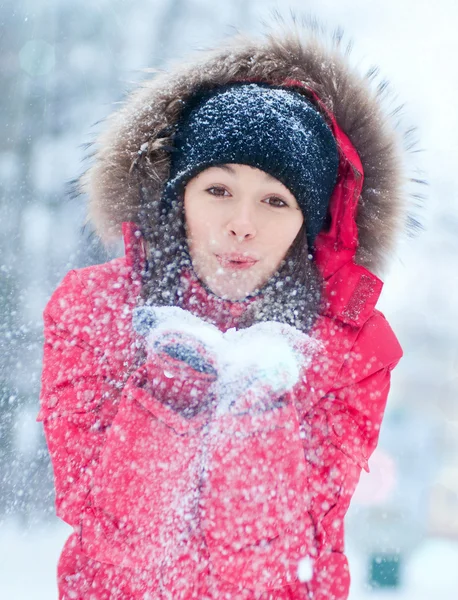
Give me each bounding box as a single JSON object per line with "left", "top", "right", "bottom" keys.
{"left": 132, "top": 305, "right": 321, "bottom": 415}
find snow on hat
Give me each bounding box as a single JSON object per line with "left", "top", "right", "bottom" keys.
{"left": 162, "top": 83, "right": 339, "bottom": 248}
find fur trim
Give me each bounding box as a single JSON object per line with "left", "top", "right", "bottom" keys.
{"left": 80, "top": 18, "right": 423, "bottom": 276}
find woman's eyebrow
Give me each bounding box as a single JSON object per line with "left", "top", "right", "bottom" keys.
{"left": 263, "top": 171, "right": 277, "bottom": 182}
{"left": 217, "top": 164, "right": 236, "bottom": 174}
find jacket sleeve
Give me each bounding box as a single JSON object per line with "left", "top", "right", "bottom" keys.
{"left": 38, "top": 270, "right": 124, "bottom": 528}
{"left": 39, "top": 270, "right": 212, "bottom": 571}
{"left": 302, "top": 365, "right": 397, "bottom": 600}
{"left": 201, "top": 311, "right": 402, "bottom": 594}
{"left": 304, "top": 313, "right": 403, "bottom": 560}
{"left": 310, "top": 310, "right": 403, "bottom": 474}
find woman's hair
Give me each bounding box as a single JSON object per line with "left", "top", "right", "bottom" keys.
{"left": 138, "top": 185, "right": 323, "bottom": 334}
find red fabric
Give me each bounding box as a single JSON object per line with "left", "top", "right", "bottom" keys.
{"left": 39, "top": 262, "right": 401, "bottom": 599}
{"left": 39, "top": 92, "right": 403, "bottom": 598}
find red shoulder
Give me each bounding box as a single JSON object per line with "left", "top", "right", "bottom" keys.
{"left": 356, "top": 309, "right": 403, "bottom": 368}
{"left": 335, "top": 309, "right": 403, "bottom": 388}
{"left": 44, "top": 257, "right": 139, "bottom": 351}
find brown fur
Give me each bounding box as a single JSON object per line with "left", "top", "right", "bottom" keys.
{"left": 80, "top": 21, "right": 416, "bottom": 276}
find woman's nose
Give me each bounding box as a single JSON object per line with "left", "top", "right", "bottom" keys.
{"left": 225, "top": 208, "right": 257, "bottom": 241}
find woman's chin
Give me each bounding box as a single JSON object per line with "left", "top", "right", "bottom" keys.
{"left": 208, "top": 284, "right": 253, "bottom": 301}
{"left": 203, "top": 275, "right": 261, "bottom": 302}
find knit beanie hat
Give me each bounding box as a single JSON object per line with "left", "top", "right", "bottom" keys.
{"left": 162, "top": 83, "right": 339, "bottom": 248}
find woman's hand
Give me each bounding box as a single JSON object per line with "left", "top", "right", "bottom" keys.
{"left": 218, "top": 321, "right": 318, "bottom": 416}
{"left": 133, "top": 307, "right": 320, "bottom": 419}
{"left": 133, "top": 306, "right": 219, "bottom": 418}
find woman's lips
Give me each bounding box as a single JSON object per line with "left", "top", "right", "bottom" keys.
{"left": 215, "top": 254, "right": 258, "bottom": 270}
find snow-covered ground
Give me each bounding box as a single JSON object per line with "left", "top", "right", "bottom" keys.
{"left": 0, "top": 520, "right": 69, "bottom": 600}
{"left": 1, "top": 519, "right": 458, "bottom": 599}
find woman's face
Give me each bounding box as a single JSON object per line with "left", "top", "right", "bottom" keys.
{"left": 184, "top": 164, "right": 304, "bottom": 300}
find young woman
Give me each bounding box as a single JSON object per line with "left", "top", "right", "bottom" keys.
{"left": 39, "top": 25, "right": 408, "bottom": 600}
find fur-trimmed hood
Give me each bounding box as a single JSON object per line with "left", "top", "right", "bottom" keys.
{"left": 81, "top": 21, "right": 419, "bottom": 277}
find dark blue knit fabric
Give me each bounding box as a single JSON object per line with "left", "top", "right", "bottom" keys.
{"left": 162, "top": 83, "right": 339, "bottom": 248}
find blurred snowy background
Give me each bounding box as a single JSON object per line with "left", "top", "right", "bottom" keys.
{"left": 1, "top": 0, "right": 457, "bottom": 597}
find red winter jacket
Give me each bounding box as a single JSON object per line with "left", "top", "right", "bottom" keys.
{"left": 39, "top": 28, "right": 407, "bottom": 600}
{"left": 39, "top": 243, "right": 401, "bottom": 599}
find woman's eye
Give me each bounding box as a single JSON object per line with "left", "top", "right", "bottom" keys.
{"left": 206, "top": 186, "right": 229, "bottom": 197}
{"left": 265, "top": 196, "right": 287, "bottom": 207}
